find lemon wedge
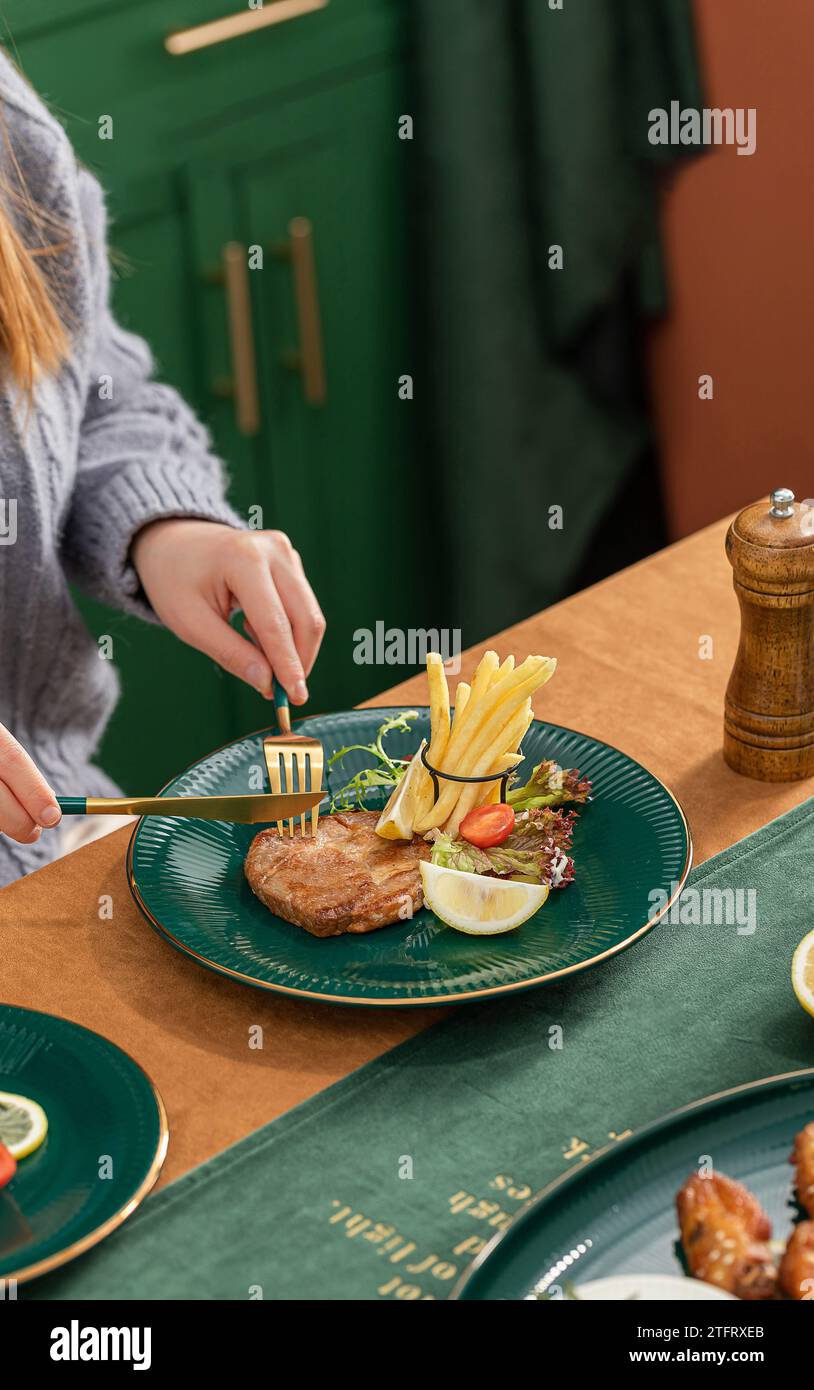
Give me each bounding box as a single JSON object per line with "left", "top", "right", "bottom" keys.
{"left": 0, "top": 1091, "right": 48, "bottom": 1160}
{"left": 792, "top": 929, "right": 814, "bottom": 1018}
{"left": 375, "top": 741, "right": 428, "bottom": 840}
{"left": 420, "top": 860, "right": 548, "bottom": 935}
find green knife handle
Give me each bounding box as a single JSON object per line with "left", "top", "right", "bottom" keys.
{"left": 57, "top": 797, "right": 87, "bottom": 815}
{"left": 272, "top": 677, "right": 291, "bottom": 734}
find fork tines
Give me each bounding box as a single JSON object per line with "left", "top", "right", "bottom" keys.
{"left": 262, "top": 735, "right": 324, "bottom": 837}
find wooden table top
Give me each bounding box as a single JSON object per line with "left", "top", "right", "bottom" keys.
{"left": 2, "top": 511, "right": 812, "bottom": 1187}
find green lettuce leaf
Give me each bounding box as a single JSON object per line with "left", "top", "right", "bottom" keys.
{"left": 507, "top": 759, "right": 591, "bottom": 813}
{"left": 429, "top": 808, "right": 578, "bottom": 887}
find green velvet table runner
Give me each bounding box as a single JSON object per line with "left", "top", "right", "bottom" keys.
{"left": 31, "top": 798, "right": 814, "bottom": 1300}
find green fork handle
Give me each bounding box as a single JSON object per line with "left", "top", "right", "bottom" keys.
{"left": 272, "top": 677, "right": 292, "bottom": 734}
{"left": 57, "top": 797, "right": 88, "bottom": 815}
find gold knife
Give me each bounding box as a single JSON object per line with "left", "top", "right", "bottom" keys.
{"left": 56, "top": 792, "right": 324, "bottom": 825}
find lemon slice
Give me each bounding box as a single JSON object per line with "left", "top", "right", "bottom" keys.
{"left": 375, "top": 741, "right": 428, "bottom": 840}
{"left": 792, "top": 929, "right": 814, "bottom": 1018}
{"left": 420, "top": 860, "right": 548, "bottom": 935}
{"left": 0, "top": 1091, "right": 48, "bottom": 1159}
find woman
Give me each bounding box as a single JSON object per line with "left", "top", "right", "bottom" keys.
{"left": 0, "top": 55, "right": 325, "bottom": 885}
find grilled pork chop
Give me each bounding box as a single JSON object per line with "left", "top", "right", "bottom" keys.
{"left": 245, "top": 810, "right": 431, "bottom": 937}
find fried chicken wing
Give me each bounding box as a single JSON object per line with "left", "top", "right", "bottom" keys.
{"left": 779, "top": 1221, "right": 814, "bottom": 1300}
{"left": 790, "top": 1123, "right": 814, "bottom": 1218}
{"left": 676, "top": 1172, "right": 777, "bottom": 1300}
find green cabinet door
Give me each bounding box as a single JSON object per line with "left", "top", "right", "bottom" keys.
{"left": 188, "top": 59, "right": 421, "bottom": 734}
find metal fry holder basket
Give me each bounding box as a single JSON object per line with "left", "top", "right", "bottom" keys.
{"left": 420, "top": 746, "right": 511, "bottom": 804}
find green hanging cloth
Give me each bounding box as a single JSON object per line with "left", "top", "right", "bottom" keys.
{"left": 413, "top": 0, "right": 704, "bottom": 641}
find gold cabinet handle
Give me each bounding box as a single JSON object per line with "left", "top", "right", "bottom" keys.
{"left": 276, "top": 217, "right": 327, "bottom": 406}
{"left": 222, "top": 242, "right": 261, "bottom": 436}
{"left": 166, "top": 0, "right": 329, "bottom": 56}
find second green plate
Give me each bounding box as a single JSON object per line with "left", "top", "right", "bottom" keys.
{"left": 128, "top": 707, "right": 691, "bottom": 1006}
{"left": 0, "top": 1005, "right": 167, "bottom": 1284}
{"left": 453, "top": 1069, "right": 814, "bottom": 1299}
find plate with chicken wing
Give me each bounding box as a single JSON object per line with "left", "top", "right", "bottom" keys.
{"left": 452, "top": 1068, "right": 814, "bottom": 1299}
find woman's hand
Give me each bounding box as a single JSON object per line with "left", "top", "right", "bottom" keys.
{"left": 131, "top": 521, "right": 326, "bottom": 704}
{"left": 0, "top": 726, "right": 61, "bottom": 843}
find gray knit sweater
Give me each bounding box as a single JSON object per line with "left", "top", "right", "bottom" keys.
{"left": 0, "top": 58, "right": 241, "bottom": 885}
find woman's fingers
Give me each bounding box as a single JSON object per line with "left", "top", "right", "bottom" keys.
{"left": 137, "top": 525, "right": 327, "bottom": 704}
{"left": 0, "top": 782, "right": 42, "bottom": 843}
{"left": 230, "top": 550, "right": 309, "bottom": 703}
{"left": 242, "top": 557, "right": 326, "bottom": 681}
{"left": 270, "top": 547, "right": 326, "bottom": 679}
{"left": 0, "top": 726, "right": 60, "bottom": 835}
{"left": 179, "top": 598, "right": 274, "bottom": 696}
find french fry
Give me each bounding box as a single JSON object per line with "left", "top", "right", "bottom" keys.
{"left": 452, "top": 681, "right": 471, "bottom": 726}
{"left": 512, "top": 697, "right": 534, "bottom": 754}
{"left": 449, "top": 685, "right": 535, "bottom": 780}
{"left": 411, "top": 653, "right": 450, "bottom": 828}
{"left": 426, "top": 652, "right": 450, "bottom": 757}
{"left": 469, "top": 650, "right": 500, "bottom": 704}
{"left": 429, "top": 681, "right": 470, "bottom": 823}
{"left": 415, "top": 668, "right": 553, "bottom": 832}
{"left": 492, "top": 654, "right": 515, "bottom": 685}
{"left": 456, "top": 696, "right": 532, "bottom": 826}
{"left": 443, "top": 658, "right": 552, "bottom": 778}
{"left": 433, "top": 655, "right": 552, "bottom": 787}
{"left": 471, "top": 701, "right": 533, "bottom": 780}
{"left": 454, "top": 697, "right": 533, "bottom": 829}
{"left": 447, "top": 701, "right": 533, "bottom": 827}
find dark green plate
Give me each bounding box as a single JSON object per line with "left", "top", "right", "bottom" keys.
{"left": 453, "top": 1069, "right": 814, "bottom": 1299}
{"left": 0, "top": 1005, "right": 167, "bottom": 1285}
{"left": 128, "top": 708, "right": 690, "bottom": 1006}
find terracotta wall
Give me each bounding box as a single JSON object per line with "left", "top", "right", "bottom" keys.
{"left": 648, "top": 0, "right": 814, "bottom": 537}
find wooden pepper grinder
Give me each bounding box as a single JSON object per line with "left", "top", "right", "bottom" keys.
{"left": 724, "top": 488, "right": 814, "bottom": 781}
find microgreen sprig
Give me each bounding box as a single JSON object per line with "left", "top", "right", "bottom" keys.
{"left": 328, "top": 711, "right": 420, "bottom": 812}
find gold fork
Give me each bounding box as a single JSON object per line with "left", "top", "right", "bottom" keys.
{"left": 262, "top": 679, "right": 324, "bottom": 837}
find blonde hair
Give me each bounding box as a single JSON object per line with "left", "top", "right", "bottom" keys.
{"left": 0, "top": 70, "right": 70, "bottom": 402}
{"left": 0, "top": 202, "right": 69, "bottom": 400}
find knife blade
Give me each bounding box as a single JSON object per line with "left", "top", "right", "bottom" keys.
{"left": 57, "top": 792, "right": 325, "bottom": 825}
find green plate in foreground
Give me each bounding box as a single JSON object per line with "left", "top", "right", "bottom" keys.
{"left": 0, "top": 1005, "right": 167, "bottom": 1284}
{"left": 453, "top": 1069, "right": 814, "bottom": 1299}
{"left": 128, "top": 708, "right": 690, "bottom": 1006}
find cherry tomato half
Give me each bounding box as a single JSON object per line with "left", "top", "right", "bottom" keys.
{"left": 459, "top": 802, "right": 515, "bottom": 849}
{"left": 0, "top": 1141, "right": 16, "bottom": 1190}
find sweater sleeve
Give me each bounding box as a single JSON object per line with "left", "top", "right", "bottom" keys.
{"left": 62, "top": 172, "right": 244, "bottom": 620}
